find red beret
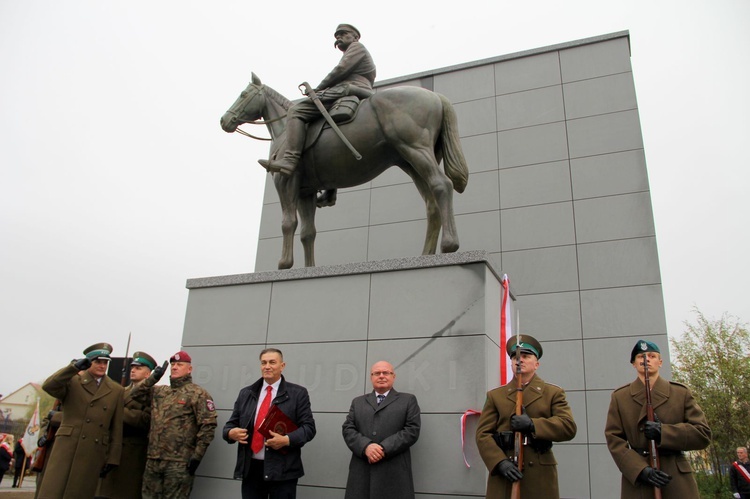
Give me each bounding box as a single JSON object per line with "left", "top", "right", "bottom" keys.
{"left": 170, "top": 351, "right": 192, "bottom": 363}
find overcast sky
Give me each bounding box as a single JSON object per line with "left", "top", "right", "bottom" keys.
{"left": 1, "top": 0, "right": 748, "bottom": 397}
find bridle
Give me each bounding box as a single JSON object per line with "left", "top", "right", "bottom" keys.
{"left": 228, "top": 84, "right": 287, "bottom": 141}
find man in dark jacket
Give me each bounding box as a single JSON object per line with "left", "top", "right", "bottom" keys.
{"left": 342, "top": 360, "right": 421, "bottom": 499}
{"left": 223, "top": 348, "right": 316, "bottom": 499}
{"left": 730, "top": 446, "right": 750, "bottom": 499}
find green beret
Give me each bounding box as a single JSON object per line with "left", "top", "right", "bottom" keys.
{"left": 83, "top": 342, "right": 113, "bottom": 360}
{"left": 506, "top": 334, "right": 543, "bottom": 359}
{"left": 630, "top": 339, "right": 661, "bottom": 363}
{"left": 131, "top": 351, "right": 156, "bottom": 370}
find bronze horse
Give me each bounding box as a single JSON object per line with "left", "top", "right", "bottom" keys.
{"left": 220, "top": 73, "right": 469, "bottom": 269}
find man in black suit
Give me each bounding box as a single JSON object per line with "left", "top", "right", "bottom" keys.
{"left": 223, "top": 348, "right": 316, "bottom": 499}
{"left": 342, "top": 360, "right": 421, "bottom": 499}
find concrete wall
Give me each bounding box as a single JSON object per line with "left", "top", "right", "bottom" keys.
{"left": 190, "top": 32, "right": 668, "bottom": 498}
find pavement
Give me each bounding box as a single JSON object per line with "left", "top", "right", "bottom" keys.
{"left": 0, "top": 474, "right": 36, "bottom": 498}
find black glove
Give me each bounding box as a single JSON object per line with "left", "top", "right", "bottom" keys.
{"left": 37, "top": 435, "right": 48, "bottom": 448}
{"left": 510, "top": 408, "right": 535, "bottom": 434}
{"left": 638, "top": 466, "right": 671, "bottom": 487}
{"left": 99, "top": 463, "right": 117, "bottom": 478}
{"left": 152, "top": 360, "right": 169, "bottom": 382}
{"left": 495, "top": 459, "right": 523, "bottom": 482}
{"left": 187, "top": 458, "right": 201, "bottom": 476}
{"left": 74, "top": 357, "right": 92, "bottom": 371}
{"left": 644, "top": 415, "right": 661, "bottom": 444}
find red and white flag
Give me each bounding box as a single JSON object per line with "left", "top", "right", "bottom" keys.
{"left": 500, "top": 275, "right": 513, "bottom": 385}
{"left": 21, "top": 399, "right": 40, "bottom": 456}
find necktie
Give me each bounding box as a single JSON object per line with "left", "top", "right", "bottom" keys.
{"left": 252, "top": 386, "right": 273, "bottom": 453}
{"left": 377, "top": 394, "right": 385, "bottom": 405}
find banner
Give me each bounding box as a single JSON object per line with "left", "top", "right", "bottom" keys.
{"left": 500, "top": 274, "right": 513, "bottom": 385}
{"left": 21, "top": 398, "right": 40, "bottom": 456}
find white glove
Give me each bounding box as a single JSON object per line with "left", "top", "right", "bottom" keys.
{"left": 734, "top": 493, "right": 741, "bottom": 499}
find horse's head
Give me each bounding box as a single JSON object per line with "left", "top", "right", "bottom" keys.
{"left": 220, "top": 73, "right": 266, "bottom": 133}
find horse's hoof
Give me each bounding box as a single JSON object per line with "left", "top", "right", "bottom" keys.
{"left": 441, "top": 241, "right": 459, "bottom": 253}
{"left": 278, "top": 260, "right": 293, "bottom": 270}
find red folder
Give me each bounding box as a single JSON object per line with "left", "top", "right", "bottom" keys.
{"left": 257, "top": 405, "right": 298, "bottom": 438}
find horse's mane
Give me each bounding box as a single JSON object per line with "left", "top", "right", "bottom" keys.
{"left": 263, "top": 85, "right": 293, "bottom": 110}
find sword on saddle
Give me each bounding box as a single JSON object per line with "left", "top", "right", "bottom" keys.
{"left": 299, "top": 82, "right": 362, "bottom": 160}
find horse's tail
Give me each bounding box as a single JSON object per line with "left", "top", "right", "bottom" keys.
{"left": 438, "top": 93, "right": 469, "bottom": 193}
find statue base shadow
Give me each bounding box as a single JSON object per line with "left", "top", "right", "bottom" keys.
{"left": 182, "top": 250, "right": 511, "bottom": 498}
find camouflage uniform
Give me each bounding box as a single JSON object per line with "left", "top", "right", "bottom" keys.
{"left": 135, "top": 374, "right": 217, "bottom": 499}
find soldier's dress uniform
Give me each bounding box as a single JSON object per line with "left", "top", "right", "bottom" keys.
{"left": 605, "top": 376, "right": 711, "bottom": 498}
{"left": 136, "top": 364, "right": 217, "bottom": 499}
{"left": 38, "top": 344, "right": 124, "bottom": 499}
{"left": 97, "top": 352, "right": 156, "bottom": 499}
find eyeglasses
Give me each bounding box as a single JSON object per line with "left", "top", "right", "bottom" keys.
{"left": 371, "top": 371, "right": 394, "bottom": 377}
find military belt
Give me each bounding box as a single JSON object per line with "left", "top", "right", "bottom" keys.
{"left": 630, "top": 447, "right": 684, "bottom": 457}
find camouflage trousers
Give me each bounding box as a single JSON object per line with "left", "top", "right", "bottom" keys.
{"left": 142, "top": 459, "right": 194, "bottom": 499}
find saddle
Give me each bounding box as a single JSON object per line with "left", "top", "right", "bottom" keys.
{"left": 304, "top": 96, "right": 362, "bottom": 151}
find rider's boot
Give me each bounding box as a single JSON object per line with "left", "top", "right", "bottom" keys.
{"left": 258, "top": 118, "right": 305, "bottom": 176}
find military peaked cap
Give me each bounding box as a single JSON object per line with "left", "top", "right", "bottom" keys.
{"left": 131, "top": 351, "right": 156, "bottom": 370}
{"left": 334, "top": 24, "right": 361, "bottom": 39}
{"left": 84, "top": 342, "right": 113, "bottom": 360}
{"left": 505, "top": 334, "right": 543, "bottom": 359}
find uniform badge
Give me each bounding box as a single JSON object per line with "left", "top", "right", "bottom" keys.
{"left": 640, "top": 341, "right": 648, "bottom": 351}
{"left": 207, "top": 400, "right": 215, "bottom": 411}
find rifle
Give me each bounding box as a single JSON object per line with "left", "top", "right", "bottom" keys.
{"left": 511, "top": 330, "right": 524, "bottom": 499}
{"left": 31, "top": 400, "right": 62, "bottom": 472}
{"left": 642, "top": 352, "right": 662, "bottom": 499}
{"left": 121, "top": 332, "right": 132, "bottom": 387}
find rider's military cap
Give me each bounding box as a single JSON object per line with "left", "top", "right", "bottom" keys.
{"left": 84, "top": 342, "right": 113, "bottom": 360}
{"left": 630, "top": 339, "right": 660, "bottom": 363}
{"left": 334, "top": 24, "right": 361, "bottom": 39}
{"left": 506, "top": 334, "right": 543, "bottom": 359}
{"left": 131, "top": 351, "right": 157, "bottom": 370}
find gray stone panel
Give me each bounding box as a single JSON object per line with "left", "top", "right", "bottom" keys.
{"left": 367, "top": 220, "right": 427, "bottom": 261}
{"left": 560, "top": 37, "right": 632, "bottom": 83}
{"left": 434, "top": 64, "right": 496, "bottom": 103}
{"left": 574, "top": 192, "right": 655, "bottom": 243}
{"left": 586, "top": 389, "right": 614, "bottom": 445}
{"left": 500, "top": 202, "right": 575, "bottom": 251}
{"left": 259, "top": 201, "right": 281, "bottom": 239}
{"left": 308, "top": 227, "right": 370, "bottom": 268}
{"left": 268, "top": 274, "right": 371, "bottom": 343}
{"left": 494, "top": 50, "right": 561, "bottom": 95}
{"left": 498, "top": 160, "right": 572, "bottom": 208}
{"left": 571, "top": 149, "right": 649, "bottom": 199}
{"left": 183, "top": 284, "right": 271, "bottom": 346}
{"left": 296, "top": 486, "right": 345, "bottom": 498}
{"left": 412, "top": 413, "right": 487, "bottom": 496}
{"left": 497, "top": 122, "right": 569, "bottom": 168}
{"left": 514, "top": 291, "right": 582, "bottom": 341}
{"left": 564, "top": 390, "right": 588, "bottom": 444}
{"left": 581, "top": 285, "right": 667, "bottom": 338}
{"left": 454, "top": 211, "right": 502, "bottom": 253}
{"left": 453, "top": 170, "right": 499, "bottom": 215}
{"left": 583, "top": 334, "right": 670, "bottom": 390}
{"left": 496, "top": 85, "right": 565, "bottom": 130}
{"left": 454, "top": 97, "right": 497, "bottom": 136}
{"left": 254, "top": 237, "right": 283, "bottom": 272}
{"left": 198, "top": 409, "right": 235, "bottom": 479}
{"left": 370, "top": 182, "right": 428, "bottom": 225}
{"left": 311, "top": 189, "right": 371, "bottom": 232}
{"left": 368, "top": 264, "right": 488, "bottom": 341}
{"left": 191, "top": 476, "right": 241, "bottom": 497}
{"left": 298, "top": 411, "right": 351, "bottom": 488}
{"left": 500, "top": 245, "right": 579, "bottom": 295}
{"left": 555, "top": 443, "right": 591, "bottom": 498}
{"left": 460, "top": 133, "right": 498, "bottom": 173}
{"left": 563, "top": 71, "right": 638, "bottom": 119}
{"left": 577, "top": 237, "right": 661, "bottom": 290}
{"left": 589, "top": 443, "right": 623, "bottom": 499}
{"left": 537, "top": 339, "right": 585, "bottom": 391}
{"left": 567, "top": 110, "right": 644, "bottom": 159}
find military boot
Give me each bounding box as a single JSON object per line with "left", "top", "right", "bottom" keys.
{"left": 259, "top": 118, "right": 305, "bottom": 176}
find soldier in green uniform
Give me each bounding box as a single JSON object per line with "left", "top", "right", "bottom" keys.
{"left": 476, "top": 334, "right": 577, "bottom": 499}
{"left": 97, "top": 351, "right": 156, "bottom": 499}
{"left": 38, "top": 343, "right": 125, "bottom": 499}
{"left": 605, "top": 339, "right": 711, "bottom": 499}
{"left": 135, "top": 350, "right": 217, "bottom": 499}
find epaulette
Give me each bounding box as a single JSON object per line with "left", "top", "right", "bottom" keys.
{"left": 668, "top": 380, "right": 689, "bottom": 389}
{"left": 612, "top": 383, "right": 631, "bottom": 393}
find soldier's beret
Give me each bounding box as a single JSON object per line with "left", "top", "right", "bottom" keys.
{"left": 84, "top": 342, "right": 113, "bottom": 360}
{"left": 131, "top": 351, "right": 156, "bottom": 370}
{"left": 170, "top": 350, "right": 192, "bottom": 363}
{"left": 630, "top": 339, "right": 660, "bottom": 363}
{"left": 506, "top": 334, "right": 543, "bottom": 359}
{"left": 334, "top": 24, "right": 361, "bottom": 39}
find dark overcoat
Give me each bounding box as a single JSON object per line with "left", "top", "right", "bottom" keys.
{"left": 475, "top": 374, "right": 577, "bottom": 499}
{"left": 605, "top": 375, "right": 711, "bottom": 499}
{"left": 97, "top": 383, "right": 151, "bottom": 498}
{"left": 342, "top": 389, "right": 421, "bottom": 499}
{"left": 38, "top": 364, "right": 124, "bottom": 499}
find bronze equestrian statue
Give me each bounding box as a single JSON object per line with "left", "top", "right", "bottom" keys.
{"left": 220, "top": 25, "right": 469, "bottom": 269}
